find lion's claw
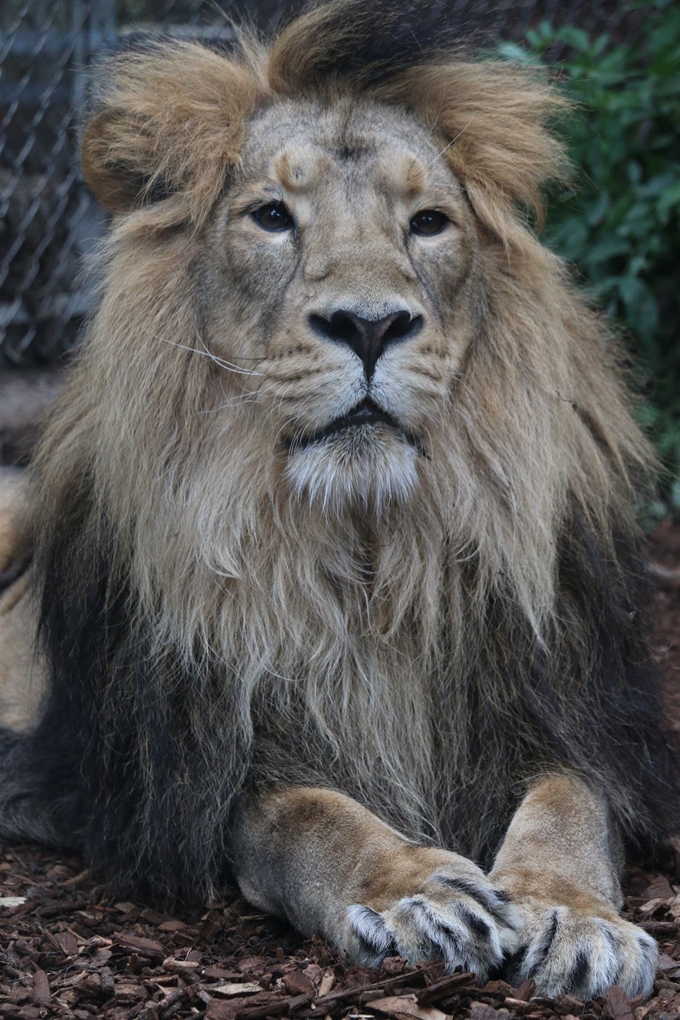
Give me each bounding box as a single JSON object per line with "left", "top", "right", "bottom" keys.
{"left": 345, "top": 871, "right": 519, "bottom": 981}
{"left": 508, "top": 904, "right": 658, "bottom": 1000}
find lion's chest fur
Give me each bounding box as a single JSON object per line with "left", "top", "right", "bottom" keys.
{"left": 191, "top": 518, "right": 478, "bottom": 849}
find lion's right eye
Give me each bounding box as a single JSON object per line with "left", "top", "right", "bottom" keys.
{"left": 409, "top": 210, "right": 449, "bottom": 236}
{"left": 252, "top": 202, "right": 294, "bottom": 232}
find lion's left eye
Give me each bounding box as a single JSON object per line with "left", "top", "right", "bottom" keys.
{"left": 409, "top": 210, "right": 448, "bottom": 236}
{"left": 252, "top": 202, "right": 294, "bottom": 232}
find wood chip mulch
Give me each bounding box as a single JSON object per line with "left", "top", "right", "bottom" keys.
{"left": 3, "top": 521, "right": 680, "bottom": 1020}
{"left": 1, "top": 850, "right": 680, "bottom": 1020}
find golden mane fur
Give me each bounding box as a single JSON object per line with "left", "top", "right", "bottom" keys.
{"left": 10, "top": 0, "right": 672, "bottom": 904}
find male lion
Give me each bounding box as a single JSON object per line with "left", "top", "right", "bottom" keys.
{"left": 0, "top": 0, "right": 677, "bottom": 1002}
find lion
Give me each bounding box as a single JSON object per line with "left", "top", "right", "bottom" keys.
{"left": 0, "top": 0, "right": 677, "bottom": 1002}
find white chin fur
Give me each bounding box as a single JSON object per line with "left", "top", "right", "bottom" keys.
{"left": 284, "top": 426, "right": 419, "bottom": 515}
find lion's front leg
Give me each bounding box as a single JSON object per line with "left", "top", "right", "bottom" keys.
{"left": 490, "top": 774, "right": 657, "bottom": 999}
{"left": 231, "top": 787, "right": 518, "bottom": 979}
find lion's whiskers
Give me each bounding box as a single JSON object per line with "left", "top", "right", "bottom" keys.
{"left": 423, "top": 117, "right": 475, "bottom": 171}
{"left": 151, "top": 332, "right": 264, "bottom": 377}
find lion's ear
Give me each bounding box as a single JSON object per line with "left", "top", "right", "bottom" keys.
{"left": 81, "top": 109, "right": 162, "bottom": 213}
{"left": 80, "top": 43, "right": 264, "bottom": 221}
{"left": 385, "top": 62, "right": 569, "bottom": 241}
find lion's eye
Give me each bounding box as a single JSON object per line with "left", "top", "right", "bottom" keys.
{"left": 409, "top": 210, "right": 448, "bottom": 236}
{"left": 252, "top": 202, "right": 294, "bottom": 232}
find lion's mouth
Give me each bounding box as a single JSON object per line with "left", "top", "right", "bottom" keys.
{"left": 286, "top": 398, "right": 427, "bottom": 456}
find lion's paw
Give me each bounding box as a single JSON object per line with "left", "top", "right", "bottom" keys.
{"left": 344, "top": 871, "right": 519, "bottom": 981}
{"left": 508, "top": 903, "right": 657, "bottom": 1000}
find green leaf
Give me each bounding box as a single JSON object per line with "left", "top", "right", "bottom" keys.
{"left": 585, "top": 237, "right": 632, "bottom": 264}
{"left": 496, "top": 41, "right": 539, "bottom": 65}
{"left": 658, "top": 180, "right": 680, "bottom": 216}
{"left": 585, "top": 192, "right": 610, "bottom": 226}
{"left": 555, "top": 26, "right": 592, "bottom": 51}
{"left": 671, "top": 480, "right": 680, "bottom": 511}
{"left": 618, "top": 277, "right": 659, "bottom": 336}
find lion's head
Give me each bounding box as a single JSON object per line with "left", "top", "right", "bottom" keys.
{"left": 197, "top": 97, "right": 482, "bottom": 513}
{"left": 78, "top": 35, "right": 564, "bottom": 514}
{"left": 27, "top": 1, "right": 669, "bottom": 901}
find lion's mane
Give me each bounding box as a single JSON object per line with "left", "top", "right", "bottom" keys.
{"left": 10, "top": 0, "right": 677, "bottom": 904}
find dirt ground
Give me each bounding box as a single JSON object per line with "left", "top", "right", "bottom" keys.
{"left": 2, "top": 526, "right": 680, "bottom": 1020}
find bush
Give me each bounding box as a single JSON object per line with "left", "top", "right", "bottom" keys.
{"left": 500, "top": 1, "right": 680, "bottom": 517}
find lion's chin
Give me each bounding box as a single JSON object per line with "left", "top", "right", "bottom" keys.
{"left": 284, "top": 425, "right": 419, "bottom": 514}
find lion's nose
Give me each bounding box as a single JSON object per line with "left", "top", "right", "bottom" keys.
{"left": 309, "top": 310, "right": 423, "bottom": 380}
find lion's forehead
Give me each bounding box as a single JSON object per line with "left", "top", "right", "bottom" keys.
{"left": 239, "top": 99, "right": 460, "bottom": 203}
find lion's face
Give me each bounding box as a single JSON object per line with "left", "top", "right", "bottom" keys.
{"left": 199, "top": 100, "right": 480, "bottom": 510}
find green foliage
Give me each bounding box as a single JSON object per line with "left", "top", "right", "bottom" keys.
{"left": 501, "top": 1, "right": 680, "bottom": 517}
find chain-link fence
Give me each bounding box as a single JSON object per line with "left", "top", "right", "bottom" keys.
{"left": 0, "top": 0, "right": 645, "bottom": 367}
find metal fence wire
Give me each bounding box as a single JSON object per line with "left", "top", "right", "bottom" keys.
{"left": 0, "top": 0, "right": 645, "bottom": 366}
